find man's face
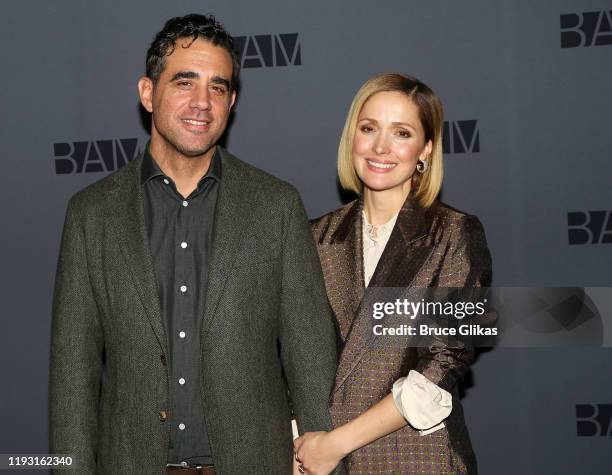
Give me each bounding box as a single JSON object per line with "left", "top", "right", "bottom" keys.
{"left": 138, "top": 38, "right": 236, "bottom": 160}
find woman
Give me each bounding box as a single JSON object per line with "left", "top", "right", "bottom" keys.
{"left": 294, "top": 74, "right": 491, "bottom": 474}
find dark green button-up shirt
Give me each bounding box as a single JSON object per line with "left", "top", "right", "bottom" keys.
{"left": 141, "top": 145, "right": 220, "bottom": 466}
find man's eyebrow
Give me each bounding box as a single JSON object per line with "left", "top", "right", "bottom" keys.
{"left": 210, "top": 76, "right": 231, "bottom": 89}
{"left": 169, "top": 72, "right": 230, "bottom": 90}
{"left": 170, "top": 71, "right": 199, "bottom": 81}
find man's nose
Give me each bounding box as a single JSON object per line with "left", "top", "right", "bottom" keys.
{"left": 189, "top": 86, "right": 212, "bottom": 111}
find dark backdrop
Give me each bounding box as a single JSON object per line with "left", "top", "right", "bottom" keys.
{"left": 1, "top": 1, "right": 611, "bottom": 473}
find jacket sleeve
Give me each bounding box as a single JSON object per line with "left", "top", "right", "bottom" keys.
{"left": 414, "top": 214, "right": 492, "bottom": 392}
{"left": 49, "top": 198, "right": 103, "bottom": 473}
{"left": 277, "top": 189, "right": 338, "bottom": 434}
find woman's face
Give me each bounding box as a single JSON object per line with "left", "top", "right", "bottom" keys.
{"left": 352, "top": 91, "right": 432, "bottom": 195}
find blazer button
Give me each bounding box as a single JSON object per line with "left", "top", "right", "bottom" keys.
{"left": 160, "top": 354, "right": 167, "bottom": 365}
{"left": 159, "top": 411, "right": 167, "bottom": 422}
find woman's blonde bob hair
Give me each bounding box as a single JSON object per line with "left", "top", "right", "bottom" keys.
{"left": 337, "top": 73, "right": 444, "bottom": 208}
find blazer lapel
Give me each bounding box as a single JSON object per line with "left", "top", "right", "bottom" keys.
{"left": 319, "top": 199, "right": 365, "bottom": 341}
{"left": 367, "top": 196, "right": 431, "bottom": 288}
{"left": 109, "top": 156, "right": 167, "bottom": 354}
{"left": 334, "top": 195, "right": 432, "bottom": 393}
{"left": 200, "top": 149, "right": 250, "bottom": 337}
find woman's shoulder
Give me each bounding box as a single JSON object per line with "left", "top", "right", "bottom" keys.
{"left": 310, "top": 199, "right": 360, "bottom": 244}
{"left": 310, "top": 200, "right": 356, "bottom": 227}
{"left": 428, "top": 200, "right": 483, "bottom": 224}
{"left": 426, "top": 201, "right": 487, "bottom": 241}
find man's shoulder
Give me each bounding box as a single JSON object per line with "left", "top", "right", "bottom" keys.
{"left": 220, "top": 148, "right": 298, "bottom": 200}
{"left": 67, "top": 155, "right": 141, "bottom": 213}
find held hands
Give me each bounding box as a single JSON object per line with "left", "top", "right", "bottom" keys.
{"left": 293, "top": 431, "right": 345, "bottom": 475}
{"left": 293, "top": 395, "right": 407, "bottom": 474}
{"left": 293, "top": 456, "right": 304, "bottom": 475}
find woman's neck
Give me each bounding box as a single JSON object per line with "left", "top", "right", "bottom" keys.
{"left": 363, "top": 182, "right": 411, "bottom": 226}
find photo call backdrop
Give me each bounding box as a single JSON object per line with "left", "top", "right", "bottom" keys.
{"left": 1, "top": 1, "right": 611, "bottom": 473}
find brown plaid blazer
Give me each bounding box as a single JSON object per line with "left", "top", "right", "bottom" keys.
{"left": 311, "top": 195, "right": 492, "bottom": 474}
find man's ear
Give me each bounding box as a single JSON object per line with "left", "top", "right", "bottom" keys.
{"left": 229, "top": 90, "right": 237, "bottom": 111}
{"left": 138, "top": 77, "right": 154, "bottom": 113}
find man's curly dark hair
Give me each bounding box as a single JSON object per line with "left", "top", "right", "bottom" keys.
{"left": 145, "top": 13, "right": 240, "bottom": 91}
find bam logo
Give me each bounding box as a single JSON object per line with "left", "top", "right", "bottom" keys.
{"left": 443, "top": 120, "right": 480, "bottom": 154}
{"left": 567, "top": 210, "right": 612, "bottom": 245}
{"left": 233, "top": 33, "right": 301, "bottom": 68}
{"left": 561, "top": 11, "right": 612, "bottom": 48}
{"left": 54, "top": 138, "right": 143, "bottom": 174}
{"left": 576, "top": 404, "right": 612, "bottom": 436}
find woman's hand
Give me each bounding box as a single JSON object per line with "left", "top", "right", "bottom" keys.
{"left": 293, "top": 455, "right": 305, "bottom": 475}
{"left": 293, "top": 431, "right": 345, "bottom": 475}
{"left": 293, "top": 395, "right": 408, "bottom": 473}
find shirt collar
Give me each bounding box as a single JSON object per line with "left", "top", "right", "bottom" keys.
{"left": 362, "top": 210, "right": 399, "bottom": 241}
{"left": 140, "top": 142, "right": 222, "bottom": 187}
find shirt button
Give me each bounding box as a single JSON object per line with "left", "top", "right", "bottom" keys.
{"left": 178, "top": 423, "right": 186, "bottom": 431}
{"left": 179, "top": 331, "right": 186, "bottom": 339}
{"left": 180, "top": 242, "right": 188, "bottom": 249}
{"left": 180, "top": 285, "right": 187, "bottom": 293}
{"left": 182, "top": 200, "right": 188, "bottom": 207}
{"left": 163, "top": 178, "right": 170, "bottom": 185}
{"left": 179, "top": 378, "right": 186, "bottom": 385}
{"left": 159, "top": 411, "right": 167, "bottom": 422}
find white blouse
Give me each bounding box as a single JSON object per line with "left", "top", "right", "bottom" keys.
{"left": 362, "top": 211, "right": 452, "bottom": 433}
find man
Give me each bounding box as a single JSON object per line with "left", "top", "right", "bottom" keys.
{"left": 50, "top": 14, "right": 339, "bottom": 474}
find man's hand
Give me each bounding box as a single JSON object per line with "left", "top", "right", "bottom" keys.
{"left": 293, "top": 431, "right": 345, "bottom": 475}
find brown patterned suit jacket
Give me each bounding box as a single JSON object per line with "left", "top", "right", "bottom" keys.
{"left": 311, "top": 195, "right": 492, "bottom": 474}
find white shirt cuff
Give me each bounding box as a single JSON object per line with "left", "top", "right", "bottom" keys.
{"left": 392, "top": 370, "right": 452, "bottom": 430}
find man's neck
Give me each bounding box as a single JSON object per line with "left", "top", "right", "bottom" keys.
{"left": 149, "top": 142, "right": 216, "bottom": 198}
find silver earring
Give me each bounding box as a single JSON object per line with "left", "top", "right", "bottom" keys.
{"left": 416, "top": 159, "right": 428, "bottom": 173}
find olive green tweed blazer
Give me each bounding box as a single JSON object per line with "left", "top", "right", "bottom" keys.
{"left": 50, "top": 148, "right": 339, "bottom": 474}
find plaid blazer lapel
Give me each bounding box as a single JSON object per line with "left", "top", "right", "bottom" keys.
{"left": 334, "top": 195, "right": 432, "bottom": 393}
{"left": 316, "top": 199, "right": 364, "bottom": 342}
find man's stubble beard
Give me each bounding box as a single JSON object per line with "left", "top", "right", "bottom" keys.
{"left": 173, "top": 138, "right": 216, "bottom": 158}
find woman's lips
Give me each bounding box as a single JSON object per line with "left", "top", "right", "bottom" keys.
{"left": 365, "top": 158, "right": 397, "bottom": 172}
